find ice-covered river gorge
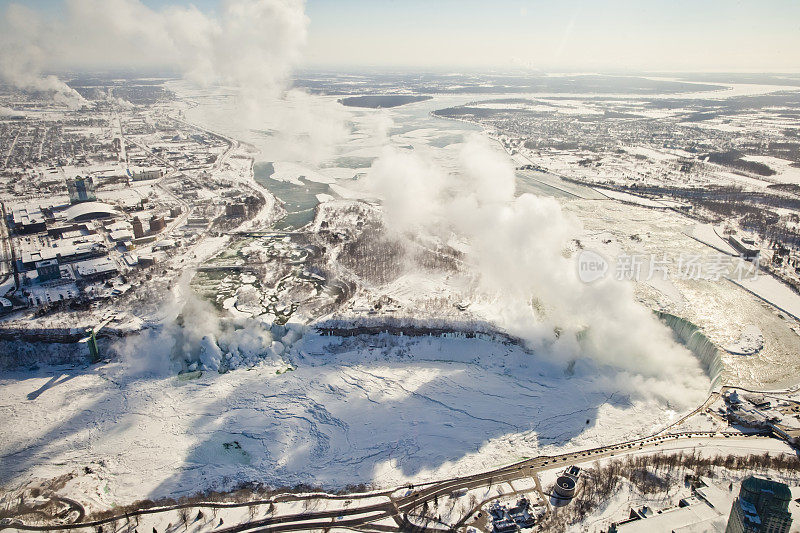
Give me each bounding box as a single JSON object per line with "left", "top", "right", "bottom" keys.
{"left": 1, "top": 81, "right": 799, "bottom": 509}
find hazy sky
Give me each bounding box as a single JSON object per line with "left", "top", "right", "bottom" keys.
{"left": 305, "top": 0, "right": 800, "bottom": 72}
{"left": 4, "top": 0, "right": 800, "bottom": 72}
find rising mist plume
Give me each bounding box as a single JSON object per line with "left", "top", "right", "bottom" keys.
{"left": 0, "top": 0, "right": 307, "bottom": 109}
{"left": 364, "top": 136, "right": 709, "bottom": 404}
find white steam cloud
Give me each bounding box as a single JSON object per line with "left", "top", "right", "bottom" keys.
{"left": 0, "top": 0, "right": 307, "bottom": 111}
{"left": 0, "top": 0, "right": 348, "bottom": 175}
{"left": 115, "top": 288, "right": 294, "bottom": 378}
{"left": 365, "top": 136, "right": 709, "bottom": 404}
{"left": 0, "top": 4, "right": 86, "bottom": 107}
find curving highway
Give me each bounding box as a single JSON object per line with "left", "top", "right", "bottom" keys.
{"left": 3, "top": 430, "right": 786, "bottom": 533}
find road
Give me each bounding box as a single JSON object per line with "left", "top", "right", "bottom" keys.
{"left": 213, "top": 432, "right": 782, "bottom": 533}
{"left": 4, "top": 431, "right": 787, "bottom": 533}
{"left": 0, "top": 201, "right": 14, "bottom": 290}
{"left": 3, "top": 128, "right": 20, "bottom": 168}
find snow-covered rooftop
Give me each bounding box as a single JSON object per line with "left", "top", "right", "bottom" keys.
{"left": 62, "top": 201, "right": 119, "bottom": 222}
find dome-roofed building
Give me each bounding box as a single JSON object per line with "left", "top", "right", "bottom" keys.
{"left": 62, "top": 201, "right": 119, "bottom": 222}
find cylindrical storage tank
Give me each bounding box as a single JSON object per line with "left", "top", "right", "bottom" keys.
{"left": 554, "top": 475, "right": 576, "bottom": 498}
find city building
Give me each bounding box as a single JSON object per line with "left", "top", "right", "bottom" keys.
{"left": 35, "top": 259, "right": 61, "bottom": 281}
{"left": 613, "top": 477, "right": 733, "bottom": 532}
{"left": 74, "top": 257, "right": 119, "bottom": 281}
{"left": 725, "top": 476, "right": 792, "bottom": 533}
{"left": 505, "top": 498, "right": 537, "bottom": 529}
{"left": 47, "top": 224, "right": 94, "bottom": 240}
{"left": 132, "top": 217, "right": 145, "bottom": 239}
{"left": 149, "top": 215, "right": 166, "bottom": 233}
{"left": 729, "top": 235, "right": 760, "bottom": 260}
{"left": 122, "top": 253, "right": 139, "bottom": 267}
{"left": 186, "top": 216, "right": 210, "bottom": 226}
{"left": 723, "top": 391, "right": 800, "bottom": 447}
{"left": 129, "top": 167, "right": 163, "bottom": 181}
{"left": 109, "top": 228, "right": 134, "bottom": 242}
{"left": 21, "top": 241, "right": 105, "bottom": 269}
{"left": 554, "top": 466, "right": 581, "bottom": 498}
{"left": 488, "top": 498, "right": 537, "bottom": 532}
{"left": 62, "top": 201, "right": 118, "bottom": 222}
{"left": 11, "top": 206, "right": 47, "bottom": 234}
{"left": 67, "top": 176, "right": 97, "bottom": 204}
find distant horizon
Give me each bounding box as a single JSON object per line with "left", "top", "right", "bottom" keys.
{"left": 44, "top": 68, "right": 800, "bottom": 78}
{"left": 2, "top": 0, "right": 799, "bottom": 75}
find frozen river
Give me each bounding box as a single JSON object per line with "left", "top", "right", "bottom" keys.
{"left": 177, "top": 85, "right": 604, "bottom": 230}
{"left": 249, "top": 95, "right": 604, "bottom": 230}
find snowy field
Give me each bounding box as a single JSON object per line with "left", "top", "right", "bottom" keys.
{"left": 734, "top": 274, "right": 800, "bottom": 322}
{"left": 0, "top": 333, "right": 709, "bottom": 509}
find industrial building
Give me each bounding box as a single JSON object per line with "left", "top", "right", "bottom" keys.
{"left": 725, "top": 476, "right": 792, "bottom": 533}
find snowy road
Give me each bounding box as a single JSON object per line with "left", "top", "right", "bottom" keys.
{"left": 3, "top": 432, "right": 789, "bottom": 532}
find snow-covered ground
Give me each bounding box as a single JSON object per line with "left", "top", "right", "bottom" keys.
{"left": 685, "top": 224, "right": 739, "bottom": 256}
{"left": 0, "top": 333, "right": 709, "bottom": 509}
{"left": 3, "top": 81, "right": 800, "bottom": 517}
{"left": 592, "top": 187, "right": 670, "bottom": 208}
{"left": 733, "top": 274, "right": 800, "bottom": 322}
{"left": 742, "top": 154, "right": 800, "bottom": 185}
